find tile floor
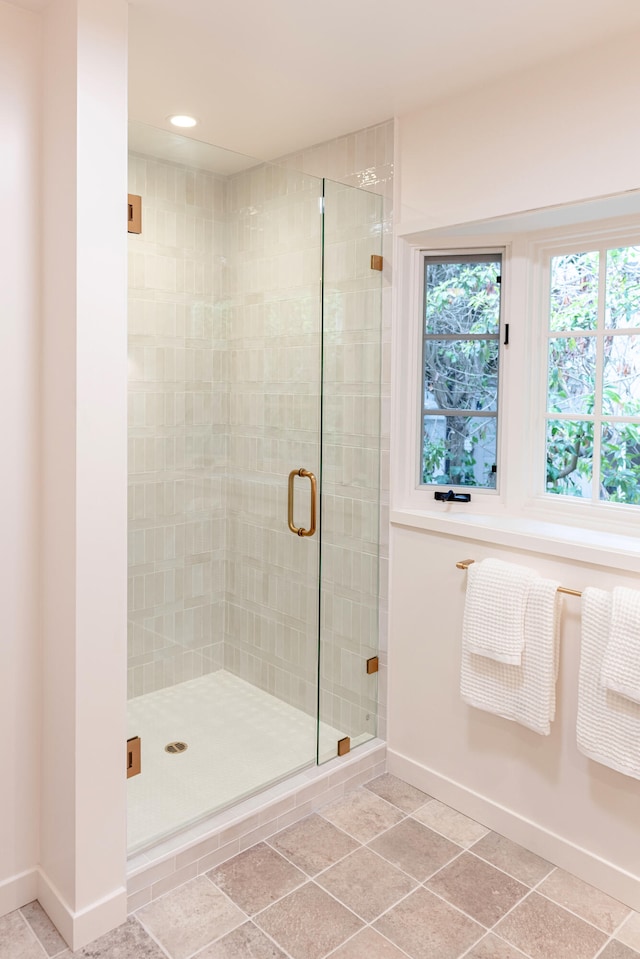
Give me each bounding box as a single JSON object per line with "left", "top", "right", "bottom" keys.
{"left": 3, "top": 774, "right": 640, "bottom": 959}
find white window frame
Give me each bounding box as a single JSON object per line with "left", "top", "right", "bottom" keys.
{"left": 524, "top": 222, "right": 640, "bottom": 534}
{"left": 393, "top": 235, "right": 513, "bottom": 515}
{"left": 393, "top": 214, "right": 640, "bottom": 536}
{"left": 418, "top": 249, "right": 504, "bottom": 495}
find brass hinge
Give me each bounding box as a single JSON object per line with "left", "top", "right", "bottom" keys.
{"left": 370, "top": 254, "right": 383, "bottom": 272}
{"left": 128, "top": 194, "right": 142, "bottom": 234}
{"left": 366, "top": 656, "right": 379, "bottom": 674}
{"left": 127, "top": 736, "right": 141, "bottom": 778}
{"left": 337, "top": 736, "right": 351, "bottom": 757}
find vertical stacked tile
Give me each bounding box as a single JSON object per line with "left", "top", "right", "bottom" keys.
{"left": 127, "top": 154, "right": 227, "bottom": 698}
{"left": 222, "top": 162, "right": 324, "bottom": 719}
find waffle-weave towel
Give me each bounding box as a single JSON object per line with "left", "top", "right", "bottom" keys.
{"left": 577, "top": 587, "right": 640, "bottom": 779}
{"left": 460, "top": 577, "right": 561, "bottom": 735}
{"left": 462, "top": 558, "right": 539, "bottom": 665}
{"left": 600, "top": 586, "right": 640, "bottom": 704}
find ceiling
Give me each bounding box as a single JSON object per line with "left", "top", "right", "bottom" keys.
{"left": 128, "top": 0, "right": 640, "bottom": 161}
{"left": 128, "top": 121, "right": 260, "bottom": 175}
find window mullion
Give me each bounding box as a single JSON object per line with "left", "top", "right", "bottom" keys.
{"left": 592, "top": 247, "right": 607, "bottom": 503}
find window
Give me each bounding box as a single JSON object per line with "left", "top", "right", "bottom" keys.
{"left": 421, "top": 251, "right": 502, "bottom": 490}
{"left": 395, "top": 211, "right": 640, "bottom": 532}
{"left": 544, "top": 244, "right": 640, "bottom": 506}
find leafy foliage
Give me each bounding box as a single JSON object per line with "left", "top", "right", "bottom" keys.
{"left": 422, "top": 259, "right": 499, "bottom": 487}
{"left": 546, "top": 246, "right": 640, "bottom": 504}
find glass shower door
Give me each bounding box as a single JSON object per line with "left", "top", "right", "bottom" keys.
{"left": 221, "top": 163, "right": 325, "bottom": 794}
{"left": 127, "top": 128, "right": 325, "bottom": 853}
{"left": 318, "top": 178, "right": 385, "bottom": 762}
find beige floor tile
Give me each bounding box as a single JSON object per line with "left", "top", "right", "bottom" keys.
{"left": 136, "top": 877, "right": 245, "bottom": 959}
{"left": 465, "top": 933, "right": 530, "bottom": 958}
{"left": 538, "top": 869, "right": 630, "bottom": 933}
{"left": 368, "top": 817, "right": 460, "bottom": 881}
{"left": 0, "top": 912, "right": 45, "bottom": 959}
{"left": 268, "top": 813, "right": 359, "bottom": 876}
{"left": 70, "top": 918, "right": 166, "bottom": 958}
{"left": 20, "top": 903, "right": 67, "bottom": 958}
{"left": 328, "top": 927, "right": 409, "bottom": 958}
{"left": 471, "top": 832, "right": 553, "bottom": 885}
{"left": 600, "top": 942, "right": 640, "bottom": 959}
{"left": 316, "top": 847, "right": 417, "bottom": 922}
{"left": 319, "top": 788, "right": 403, "bottom": 842}
{"left": 208, "top": 842, "right": 306, "bottom": 914}
{"left": 365, "top": 774, "right": 431, "bottom": 813}
{"left": 412, "top": 800, "right": 489, "bottom": 848}
{"left": 496, "top": 892, "right": 608, "bottom": 959}
{"left": 255, "top": 883, "right": 362, "bottom": 959}
{"left": 426, "top": 852, "right": 528, "bottom": 926}
{"left": 374, "top": 886, "right": 483, "bottom": 959}
{"left": 195, "top": 922, "right": 287, "bottom": 958}
{"left": 617, "top": 913, "right": 640, "bottom": 951}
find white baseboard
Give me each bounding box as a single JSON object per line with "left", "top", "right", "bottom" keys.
{"left": 0, "top": 868, "right": 38, "bottom": 918}
{"left": 37, "top": 869, "right": 127, "bottom": 951}
{"left": 388, "top": 748, "right": 640, "bottom": 911}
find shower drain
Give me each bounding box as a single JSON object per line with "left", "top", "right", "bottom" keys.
{"left": 165, "top": 741, "right": 188, "bottom": 754}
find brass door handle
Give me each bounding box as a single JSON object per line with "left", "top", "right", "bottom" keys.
{"left": 288, "top": 469, "right": 317, "bottom": 537}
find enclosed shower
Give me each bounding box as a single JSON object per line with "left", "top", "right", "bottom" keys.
{"left": 127, "top": 123, "right": 384, "bottom": 853}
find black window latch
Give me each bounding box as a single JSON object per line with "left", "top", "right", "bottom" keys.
{"left": 434, "top": 490, "right": 471, "bottom": 503}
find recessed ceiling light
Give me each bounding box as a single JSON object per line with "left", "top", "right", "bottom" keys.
{"left": 168, "top": 115, "right": 198, "bottom": 128}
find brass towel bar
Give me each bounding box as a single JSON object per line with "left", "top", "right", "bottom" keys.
{"left": 456, "top": 558, "right": 582, "bottom": 597}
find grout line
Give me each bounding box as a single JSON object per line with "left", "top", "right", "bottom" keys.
{"left": 14, "top": 910, "right": 49, "bottom": 959}
{"left": 248, "top": 920, "right": 299, "bottom": 959}
{"left": 463, "top": 844, "right": 555, "bottom": 888}
{"left": 592, "top": 938, "right": 615, "bottom": 959}
{"left": 204, "top": 866, "right": 307, "bottom": 922}
{"left": 130, "top": 915, "right": 175, "bottom": 959}
{"left": 457, "top": 929, "right": 533, "bottom": 959}
{"left": 591, "top": 905, "right": 640, "bottom": 959}
{"left": 323, "top": 922, "right": 415, "bottom": 959}
{"left": 532, "top": 886, "right": 631, "bottom": 938}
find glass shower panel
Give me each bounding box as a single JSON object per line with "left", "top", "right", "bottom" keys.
{"left": 127, "top": 122, "right": 324, "bottom": 853}
{"left": 318, "top": 178, "right": 384, "bottom": 762}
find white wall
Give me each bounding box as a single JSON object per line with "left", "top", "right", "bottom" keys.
{"left": 389, "top": 528, "right": 640, "bottom": 905}
{"left": 389, "top": 33, "right": 640, "bottom": 907}
{"left": 0, "top": 0, "right": 42, "bottom": 916}
{"left": 397, "top": 30, "right": 640, "bottom": 229}
{"left": 39, "top": 0, "right": 129, "bottom": 948}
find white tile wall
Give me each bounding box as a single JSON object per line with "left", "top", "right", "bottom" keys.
{"left": 127, "top": 120, "right": 393, "bottom": 748}
{"left": 221, "top": 165, "right": 323, "bottom": 716}
{"left": 127, "top": 154, "right": 227, "bottom": 697}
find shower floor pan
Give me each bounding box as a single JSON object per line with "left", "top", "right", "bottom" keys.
{"left": 126, "top": 670, "right": 345, "bottom": 853}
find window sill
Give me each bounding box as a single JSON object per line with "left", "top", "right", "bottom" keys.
{"left": 389, "top": 507, "right": 640, "bottom": 574}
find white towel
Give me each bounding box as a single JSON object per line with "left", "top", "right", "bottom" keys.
{"left": 577, "top": 588, "right": 640, "bottom": 779}
{"left": 460, "top": 577, "right": 561, "bottom": 735}
{"left": 600, "top": 586, "right": 640, "bottom": 704}
{"left": 462, "top": 558, "right": 540, "bottom": 664}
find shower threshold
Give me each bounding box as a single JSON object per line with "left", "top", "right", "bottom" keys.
{"left": 126, "top": 670, "right": 346, "bottom": 854}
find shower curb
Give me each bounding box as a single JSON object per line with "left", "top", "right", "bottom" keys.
{"left": 126, "top": 740, "right": 386, "bottom": 912}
